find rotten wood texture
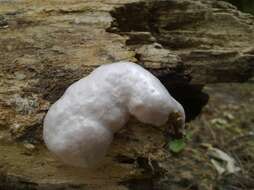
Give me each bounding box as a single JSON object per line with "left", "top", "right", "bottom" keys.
{"left": 0, "top": 0, "right": 253, "bottom": 189}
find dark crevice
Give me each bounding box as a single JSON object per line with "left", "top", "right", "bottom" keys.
{"left": 107, "top": 0, "right": 210, "bottom": 121}
{"left": 119, "top": 157, "right": 165, "bottom": 190}
{"left": 120, "top": 178, "right": 154, "bottom": 190}
{"left": 145, "top": 62, "right": 209, "bottom": 121}
{"left": 113, "top": 155, "right": 136, "bottom": 164}
{"left": 159, "top": 74, "right": 209, "bottom": 122}
{"left": 107, "top": 1, "right": 207, "bottom": 49}
{"left": 223, "top": 0, "right": 254, "bottom": 15}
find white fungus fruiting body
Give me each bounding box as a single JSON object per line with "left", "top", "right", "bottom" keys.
{"left": 43, "top": 62, "right": 185, "bottom": 168}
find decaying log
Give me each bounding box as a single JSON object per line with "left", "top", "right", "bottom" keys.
{"left": 0, "top": 0, "right": 253, "bottom": 189}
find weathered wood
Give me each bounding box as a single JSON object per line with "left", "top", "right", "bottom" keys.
{"left": 0, "top": 0, "right": 253, "bottom": 189}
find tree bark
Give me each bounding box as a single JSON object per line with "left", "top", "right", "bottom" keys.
{"left": 0, "top": 0, "right": 253, "bottom": 189}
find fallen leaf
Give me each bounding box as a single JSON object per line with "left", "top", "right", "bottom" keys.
{"left": 208, "top": 147, "right": 241, "bottom": 175}
{"left": 168, "top": 139, "right": 186, "bottom": 153}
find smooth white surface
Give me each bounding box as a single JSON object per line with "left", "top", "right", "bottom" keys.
{"left": 43, "top": 62, "right": 185, "bottom": 168}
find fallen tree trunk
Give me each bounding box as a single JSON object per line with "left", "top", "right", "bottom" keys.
{"left": 0, "top": 0, "right": 253, "bottom": 189}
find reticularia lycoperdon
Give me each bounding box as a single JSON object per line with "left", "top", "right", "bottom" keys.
{"left": 43, "top": 61, "right": 185, "bottom": 168}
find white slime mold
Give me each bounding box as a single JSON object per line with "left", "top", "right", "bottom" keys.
{"left": 43, "top": 62, "right": 185, "bottom": 168}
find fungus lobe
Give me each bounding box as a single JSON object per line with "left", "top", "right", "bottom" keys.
{"left": 43, "top": 61, "right": 185, "bottom": 168}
